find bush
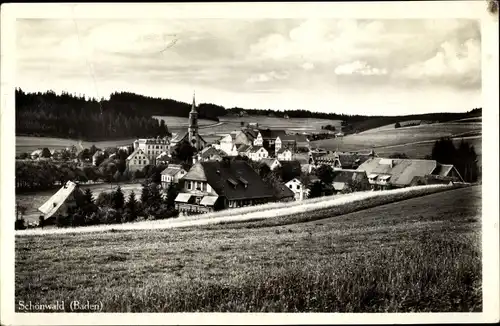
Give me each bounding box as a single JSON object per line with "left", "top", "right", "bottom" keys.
{"left": 15, "top": 218, "right": 26, "bottom": 230}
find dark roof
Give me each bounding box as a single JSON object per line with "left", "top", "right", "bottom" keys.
{"left": 200, "top": 147, "right": 226, "bottom": 159}
{"left": 259, "top": 129, "right": 287, "bottom": 139}
{"left": 237, "top": 144, "right": 252, "bottom": 153}
{"left": 357, "top": 158, "right": 438, "bottom": 186}
{"left": 249, "top": 146, "right": 267, "bottom": 153}
{"left": 272, "top": 182, "right": 295, "bottom": 200}
{"left": 199, "top": 161, "right": 274, "bottom": 200}
{"left": 332, "top": 169, "right": 368, "bottom": 184}
{"left": 242, "top": 128, "right": 259, "bottom": 139}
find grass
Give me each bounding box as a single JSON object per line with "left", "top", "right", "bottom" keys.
{"left": 311, "top": 121, "right": 481, "bottom": 152}
{"left": 15, "top": 186, "right": 481, "bottom": 312}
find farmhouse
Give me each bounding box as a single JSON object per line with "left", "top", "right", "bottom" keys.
{"left": 174, "top": 160, "right": 274, "bottom": 214}
{"left": 161, "top": 164, "right": 187, "bottom": 188}
{"left": 272, "top": 182, "right": 296, "bottom": 202}
{"left": 285, "top": 178, "right": 307, "bottom": 201}
{"left": 277, "top": 148, "right": 293, "bottom": 161}
{"left": 276, "top": 134, "right": 310, "bottom": 152}
{"left": 248, "top": 146, "right": 269, "bottom": 161}
{"left": 126, "top": 148, "right": 150, "bottom": 173}
{"left": 133, "top": 137, "right": 169, "bottom": 165}
{"left": 357, "top": 157, "right": 464, "bottom": 189}
{"left": 260, "top": 158, "right": 282, "bottom": 171}
{"left": 237, "top": 128, "right": 259, "bottom": 145}
{"left": 38, "top": 181, "right": 82, "bottom": 223}
{"left": 331, "top": 169, "right": 370, "bottom": 193}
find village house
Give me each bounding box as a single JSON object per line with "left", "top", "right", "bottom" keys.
{"left": 198, "top": 146, "right": 227, "bottom": 162}
{"left": 174, "top": 160, "right": 275, "bottom": 214}
{"left": 285, "top": 178, "right": 307, "bottom": 201}
{"left": 275, "top": 134, "right": 310, "bottom": 152}
{"left": 38, "top": 181, "right": 82, "bottom": 224}
{"left": 214, "top": 134, "right": 239, "bottom": 156}
{"left": 236, "top": 144, "right": 253, "bottom": 157}
{"left": 156, "top": 151, "right": 170, "bottom": 165}
{"left": 272, "top": 182, "right": 295, "bottom": 202}
{"left": 331, "top": 169, "right": 370, "bottom": 193}
{"left": 236, "top": 128, "right": 259, "bottom": 146}
{"left": 161, "top": 164, "right": 187, "bottom": 188}
{"left": 277, "top": 148, "right": 293, "bottom": 161}
{"left": 260, "top": 158, "right": 282, "bottom": 171}
{"left": 248, "top": 146, "right": 269, "bottom": 161}
{"left": 126, "top": 148, "right": 150, "bottom": 173}
{"left": 357, "top": 157, "right": 465, "bottom": 190}
{"left": 133, "top": 137, "right": 169, "bottom": 165}
{"left": 253, "top": 129, "right": 287, "bottom": 147}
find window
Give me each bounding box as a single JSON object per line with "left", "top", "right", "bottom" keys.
{"left": 296, "top": 185, "right": 300, "bottom": 190}
{"left": 187, "top": 182, "right": 191, "bottom": 190}
{"left": 288, "top": 184, "right": 292, "bottom": 189}
{"left": 134, "top": 160, "right": 137, "bottom": 164}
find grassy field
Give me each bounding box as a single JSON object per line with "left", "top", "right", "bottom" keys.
{"left": 15, "top": 186, "right": 481, "bottom": 312}
{"left": 152, "top": 116, "right": 217, "bottom": 129}
{"left": 218, "top": 116, "right": 342, "bottom": 133}
{"left": 16, "top": 182, "right": 143, "bottom": 224}
{"left": 311, "top": 121, "right": 481, "bottom": 153}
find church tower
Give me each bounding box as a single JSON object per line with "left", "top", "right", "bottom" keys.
{"left": 188, "top": 92, "right": 200, "bottom": 151}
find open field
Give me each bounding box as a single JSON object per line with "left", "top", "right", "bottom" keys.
{"left": 16, "top": 136, "right": 136, "bottom": 156}
{"left": 152, "top": 116, "right": 217, "bottom": 129}
{"left": 16, "top": 182, "right": 143, "bottom": 224}
{"left": 15, "top": 185, "right": 481, "bottom": 312}
{"left": 311, "top": 121, "right": 481, "bottom": 153}
{"left": 218, "top": 116, "right": 342, "bottom": 133}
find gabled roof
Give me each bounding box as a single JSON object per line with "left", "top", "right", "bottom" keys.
{"left": 126, "top": 148, "right": 146, "bottom": 161}
{"left": 273, "top": 182, "right": 295, "bottom": 200}
{"left": 242, "top": 128, "right": 259, "bottom": 139}
{"left": 161, "top": 164, "right": 185, "bottom": 176}
{"left": 196, "top": 161, "right": 274, "bottom": 200}
{"left": 249, "top": 146, "right": 267, "bottom": 153}
{"left": 200, "top": 147, "right": 227, "bottom": 159}
{"left": 38, "top": 181, "right": 80, "bottom": 219}
{"left": 357, "top": 158, "right": 438, "bottom": 186}
{"left": 277, "top": 148, "right": 292, "bottom": 154}
{"left": 260, "top": 158, "right": 281, "bottom": 168}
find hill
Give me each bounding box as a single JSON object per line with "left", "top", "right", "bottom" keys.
{"left": 15, "top": 186, "right": 481, "bottom": 312}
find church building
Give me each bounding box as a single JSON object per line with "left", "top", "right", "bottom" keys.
{"left": 169, "top": 93, "right": 207, "bottom": 151}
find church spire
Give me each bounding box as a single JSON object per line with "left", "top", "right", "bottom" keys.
{"left": 191, "top": 91, "right": 196, "bottom": 112}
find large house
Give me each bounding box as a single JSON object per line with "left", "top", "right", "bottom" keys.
{"left": 174, "top": 160, "right": 275, "bottom": 214}
{"left": 357, "top": 157, "right": 464, "bottom": 189}
{"left": 38, "top": 181, "right": 82, "bottom": 223}
{"left": 198, "top": 146, "right": 227, "bottom": 162}
{"left": 126, "top": 148, "right": 150, "bottom": 173}
{"left": 248, "top": 146, "right": 269, "bottom": 161}
{"left": 133, "top": 137, "right": 169, "bottom": 165}
{"left": 275, "top": 134, "right": 310, "bottom": 152}
{"left": 161, "top": 164, "right": 187, "bottom": 188}
{"left": 253, "top": 129, "right": 287, "bottom": 147}
{"left": 214, "top": 134, "right": 239, "bottom": 156}
{"left": 310, "top": 150, "right": 375, "bottom": 170}
{"left": 236, "top": 144, "right": 253, "bottom": 157}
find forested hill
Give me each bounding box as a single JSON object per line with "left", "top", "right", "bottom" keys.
{"left": 15, "top": 89, "right": 481, "bottom": 140}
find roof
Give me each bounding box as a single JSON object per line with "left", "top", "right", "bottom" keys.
{"left": 258, "top": 129, "right": 287, "bottom": 139}
{"left": 357, "top": 158, "right": 438, "bottom": 186}
{"left": 200, "top": 195, "right": 219, "bottom": 206}
{"left": 161, "top": 165, "right": 185, "bottom": 176}
{"left": 126, "top": 148, "right": 146, "bottom": 161}
{"left": 175, "top": 193, "right": 192, "bottom": 203}
{"left": 277, "top": 148, "right": 292, "bottom": 154}
{"left": 195, "top": 161, "right": 274, "bottom": 200}
{"left": 237, "top": 144, "right": 252, "bottom": 153}
{"left": 38, "top": 181, "right": 79, "bottom": 218}
{"left": 332, "top": 170, "right": 368, "bottom": 184}
{"left": 260, "top": 158, "right": 281, "bottom": 168}
{"left": 273, "top": 182, "right": 295, "bottom": 200}
{"left": 249, "top": 146, "right": 267, "bottom": 153}
{"left": 242, "top": 128, "right": 259, "bottom": 139}
{"left": 200, "top": 147, "right": 227, "bottom": 159}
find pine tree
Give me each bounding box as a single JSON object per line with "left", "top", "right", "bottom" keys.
{"left": 140, "top": 183, "right": 151, "bottom": 206}
{"left": 83, "top": 188, "right": 94, "bottom": 204}
{"left": 125, "top": 191, "right": 138, "bottom": 221}
{"left": 112, "top": 186, "right": 125, "bottom": 210}
{"left": 166, "top": 183, "right": 179, "bottom": 209}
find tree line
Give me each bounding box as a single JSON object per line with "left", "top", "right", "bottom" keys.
{"left": 430, "top": 138, "right": 480, "bottom": 183}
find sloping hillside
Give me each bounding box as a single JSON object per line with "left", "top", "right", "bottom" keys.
{"left": 15, "top": 186, "right": 481, "bottom": 312}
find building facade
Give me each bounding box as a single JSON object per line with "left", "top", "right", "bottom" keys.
{"left": 126, "top": 148, "right": 150, "bottom": 173}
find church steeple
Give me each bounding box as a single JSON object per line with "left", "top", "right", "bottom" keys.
{"left": 188, "top": 91, "right": 200, "bottom": 151}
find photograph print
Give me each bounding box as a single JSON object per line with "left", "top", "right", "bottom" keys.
{"left": 3, "top": 1, "right": 497, "bottom": 322}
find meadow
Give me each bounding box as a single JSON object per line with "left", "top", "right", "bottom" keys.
{"left": 310, "top": 121, "right": 482, "bottom": 152}
{"left": 218, "top": 116, "right": 342, "bottom": 133}
{"left": 15, "top": 185, "right": 481, "bottom": 312}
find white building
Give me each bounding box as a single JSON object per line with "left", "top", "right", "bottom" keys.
{"left": 285, "top": 178, "right": 307, "bottom": 201}
{"left": 260, "top": 158, "right": 282, "bottom": 171}
{"left": 215, "top": 134, "right": 238, "bottom": 156}
{"left": 160, "top": 164, "right": 187, "bottom": 188}
{"left": 277, "top": 148, "right": 293, "bottom": 161}
{"left": 248, "top": 146, "right": 269, "bottom": 161}
{"left": 133, "top": 137, "right": 169, "bottom": 165}
{"left": 126, "top": 149, "right": 150, "bottom": 173}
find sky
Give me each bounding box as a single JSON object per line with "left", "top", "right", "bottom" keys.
{"left": 16, "top": 18, "right": 482, "bottom": 115}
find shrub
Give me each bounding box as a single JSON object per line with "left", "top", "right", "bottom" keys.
{"left": 15, "top": 218, "right": 26, "bottom": 230}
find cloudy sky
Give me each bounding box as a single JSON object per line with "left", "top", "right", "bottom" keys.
{"left": 16, "top": 18, "right": 481, "bottom": 115}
